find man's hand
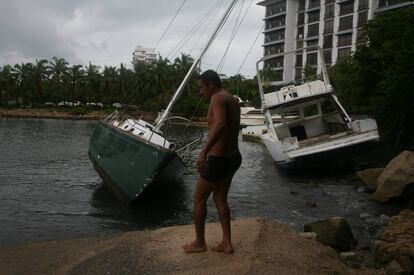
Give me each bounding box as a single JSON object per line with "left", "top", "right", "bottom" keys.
{"left": 197, "top": 150, "right": 207, "bottom": 174}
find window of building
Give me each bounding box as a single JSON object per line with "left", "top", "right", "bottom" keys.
{"left": 338, "top": 47, "right": 351, "bottom": 59}
{"left": 268, "top": 56, "right": 284, "bottom": 67}
{"left": 297, "top": 40, "right": 304, "bottom": 49}
{"left": 323, "top": 50, "right": 332, "bottom": 64}
{"left": 324, "top": 19, "right": 334, "bottom": 33}
{"left": 297, "top": 26, "right": 304, "bottom": 39}
{"left": 265, "top": 44, "right": 284, "bottom": 55}
{"left": 266, "top": 1, "right": 287, "bottom": 16}
{"left": 266, "top": 17, "right": 286, "bottom": 30}
{"left": 340, "top": 1, "right": 354, "bottom": 16}
{"left": 307, "top": 23, "right": 319, "bottom": 37}
{"left": 323, "top": 35, "right": 333, "bottom": 48}
{"left": 307, "top": 52, "right": 318, "bottom": 65}
{"left": 324, "top": 4, "right": 335, "bottom": 19}
{"left": 265, "top": 29, "right": 285, "bottom": 43}
{"left": 299, "top": 0, "right": 306, "bottom": 11}
{"left": 339, "top": 15, "right": 353, "bottom": 31}
{"left": 307, "top": 39, "right": 319, "bottom": 47}
{"left": 297, "top": 13, "right": 305, "bottom": 25}
{"left": 295, "top": 68, "right": 303, "bottom": 80}
{"left": 296, "top": 54, "right": 303, "bottom": 67}
{"left": 338, "top": 33, "right": 353, "bottom": 47}
{"left": 358, "top": 0, "right": 369, "bottom": 10}
{"left": 357, "top": 11, "right": 368, "bottom": 27}
{"left": 309, "top": 0, "right": 320, "bottom": 9}
{"left": 308, "top": 11, "right": 320, "bottom": 23}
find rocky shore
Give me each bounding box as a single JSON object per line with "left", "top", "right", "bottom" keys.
{"left": 0, "top": 218, "right": 379, "bottom": 275}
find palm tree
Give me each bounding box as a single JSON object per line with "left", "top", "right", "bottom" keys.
{"left": 49, "top": 57, "right": 69, "bottom": 102}
{"left": 0, "top": 65, "right": 16, "bottom": 105}
{"left": 102, "top": 66, "right": 118, "bottom": 104}
{"left": 32, "top": 59, "right": 50, "bottom": 104}
{"left": 85, "top": 62, "right": 101, "bottom": 103}
{"left": 12, "top": 62, "right": 34, "bottom": 106}
{"left": 67, "top": 65, "right": 85, "bottom": 103}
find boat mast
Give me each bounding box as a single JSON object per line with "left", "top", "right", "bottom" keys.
{"left": 156, "top": 0, "right": 238, "bottom": 128}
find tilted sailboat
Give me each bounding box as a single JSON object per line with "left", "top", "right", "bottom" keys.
{"left": 88, "top": 0, "right": 238, "bottom": 203}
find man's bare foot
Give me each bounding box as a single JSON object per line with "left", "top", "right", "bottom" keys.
{"left": 182, "top": 241, "right": 207, "bottom": 253}
{"left": 211, "top": 242, "right": 234, "bottom": 254}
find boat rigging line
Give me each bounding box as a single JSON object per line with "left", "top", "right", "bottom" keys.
{"left": 153, "top": 0, "right": 187, "bottom": 53}
{"left": 167, "top": 0, "right": 226, "bottom": 59}
{"left": 157, "top": 0, "right": 239, "bottom": 128}
{"left": 216, "top": 0, "right": 252, "bottom": 73}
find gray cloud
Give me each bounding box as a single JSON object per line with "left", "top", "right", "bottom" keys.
{"left": 0, "top": 0, "right": 264, "bottom": 76}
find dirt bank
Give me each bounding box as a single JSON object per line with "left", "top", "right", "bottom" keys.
{"left": 0, "top": 218, "right": 379, "bottom": 274}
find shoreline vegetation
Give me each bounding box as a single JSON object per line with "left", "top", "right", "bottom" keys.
{"left": 0, "top": 218, "right": 378, "bottom": 274}
{"left": 0, "top": 107, "right": 208, "bottom": 126}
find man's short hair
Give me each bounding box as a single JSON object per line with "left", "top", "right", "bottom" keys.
{"left": 199, "top": 70, "right": 222, "bottom": 89}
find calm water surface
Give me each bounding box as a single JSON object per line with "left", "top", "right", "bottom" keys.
{"left": 0, "top": 118, "right": 399, "bottom": 247}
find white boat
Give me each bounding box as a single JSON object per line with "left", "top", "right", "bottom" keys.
{"left": 256, "top": 47, "right": 380, "bottom": 167}
{"left": 234, "top": 96, "right": 283, "bottom": 128}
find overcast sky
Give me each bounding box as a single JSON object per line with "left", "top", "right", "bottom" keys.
{"left": 0, "top": 0, "right": 265, "bottom": 77}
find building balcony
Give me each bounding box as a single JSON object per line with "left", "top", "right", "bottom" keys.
{"left": 264, "top": 11, "right": 287, "bottom": 20}
{"left": 263, "top": 39, "right": 286, "bottom": 47}
{"left": 376, "top": 0, "right": 414, "bottom": 12}
{"left": 263, "top": 25, "right": 286, "bottom": 33}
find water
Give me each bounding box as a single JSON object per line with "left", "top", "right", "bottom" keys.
{"left": 0, "top": 118, "right": 399, "bottom": 247}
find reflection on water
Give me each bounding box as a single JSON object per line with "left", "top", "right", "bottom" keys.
{"left": 0, "top": 118, "right": 399, "bottom": 247}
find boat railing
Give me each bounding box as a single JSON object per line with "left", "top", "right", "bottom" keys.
{"left": 152, "top": 116, "right": 204, "bottom": 162}
{"left": 256, "top": 46, "right": 331, "bottom": 109}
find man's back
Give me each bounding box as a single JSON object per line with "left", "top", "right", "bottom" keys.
{"left": 207, "top": 91, "right": 240, "bottom": 157}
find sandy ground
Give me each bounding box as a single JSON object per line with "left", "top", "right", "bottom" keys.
{"left": 0, "top": 218, "right": 380, "bottom": 275}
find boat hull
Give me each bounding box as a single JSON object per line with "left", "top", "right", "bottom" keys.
{"left": 89, "top": 121, "right": 184, "bottom": 203}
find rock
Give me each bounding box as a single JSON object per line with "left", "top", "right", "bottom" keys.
{"left": 304, "top": 217, "right": 357, "bottom": 252}
{"left": 298, "top": 232, "right": 317, "bottom": 240}
{"left": 339, "top": 252, "right": 363, "bottom": 268}
{"left": 356, "top": 168, "right": 384, "bottom": 192}
{"left": 304, "top": 201, "right": 317, "bottom": 208}
{"left": 372, "top": 151, "right": 414, "bottom": 202}
{"left": 359, "top": 213, "right": 370, "bottom": 219}
{"left": 356, "top": 185, "right": 367, "bottom": 193}
{"left": 374, "top": 210, "right": 414, "bottom": 274}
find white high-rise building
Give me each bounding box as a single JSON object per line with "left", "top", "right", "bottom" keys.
{"left": 258, "top": 0, "right": 414, "bottom": 85}
{"left": 132, "top": 45, "right": 158, "bottom": 63}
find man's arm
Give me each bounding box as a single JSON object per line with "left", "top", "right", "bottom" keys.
{"left": 197, "top": 94, "right": 227, "bottom": 173}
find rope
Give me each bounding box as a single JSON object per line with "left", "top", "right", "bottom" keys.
{"left": 236, "top": 23, "right": 264, "bottom": 76}
{"left": 153, "top": 0, "right": 187, "bottom": 52}
{"left": 167, "top": 0, "right": 226, "bottom": 59}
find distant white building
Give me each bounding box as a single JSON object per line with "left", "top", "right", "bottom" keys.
{"left": 132, "top": 45, "right": 158, "bottom": 63}
{"left": 258, "top": 0, "right": 414, "bottom": 85}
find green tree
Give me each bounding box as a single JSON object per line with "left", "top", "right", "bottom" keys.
{"left": 330, "top": 7, "right": 414, "bottom": 149}
{"left": 49, "top": 57, "right": 69, "bottom": 102}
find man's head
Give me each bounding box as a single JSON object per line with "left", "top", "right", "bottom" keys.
{"left": 198, "top": 70, "right": 222, "bottom": 99}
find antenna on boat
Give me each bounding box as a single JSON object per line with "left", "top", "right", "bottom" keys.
{"left": 156, "top": 0, "right": 238, "bottom": 129}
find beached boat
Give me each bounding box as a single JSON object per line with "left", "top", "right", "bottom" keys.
{"left": 256, "top": 47, "right": 380, "bottom": 167}
{"left": 89, "top": 0, "right": 238, "bottom": 203}
{"left": 234, "top": 96, "right": 282, "bottom": 128}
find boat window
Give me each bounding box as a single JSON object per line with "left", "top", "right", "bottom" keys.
{"left": 303, "top": 104, "right": 319, "bottom": 117}
{"left": 124, "top": 125, "right": 129, "bottom": 129}
{"left": 321, "top": 98, "right": 336, "bottom": 114}
{"left": 282, "top": 108, "right": 300, "bottom": 118}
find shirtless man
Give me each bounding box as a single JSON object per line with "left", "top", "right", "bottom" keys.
{"left": 183, "top": 70, "right": 241, "bottom": 254}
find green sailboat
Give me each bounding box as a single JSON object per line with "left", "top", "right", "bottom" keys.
{"left": 89, "top": 0, "right": 238, "bottom": 203}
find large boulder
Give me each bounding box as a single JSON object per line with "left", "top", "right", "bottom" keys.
{"left": 372, "top": 151, "right": 414, "bottom": 202}
{"left": 356, "top": 168, "right": 384, "bottom": 192}
{"left": 374, "top": 210, "right": 414, "bottom": 274}
{"left": 304, "top": 217, "right": 357, "bottom": 252}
